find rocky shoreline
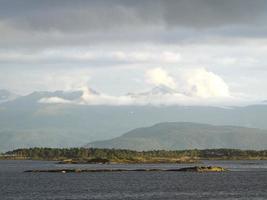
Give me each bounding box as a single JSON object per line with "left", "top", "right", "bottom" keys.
{"left": 24, "top": 166, "right": 227, "bottom": 173}
{"left": 57, "top": 159, "right": 198, "bottom": 164}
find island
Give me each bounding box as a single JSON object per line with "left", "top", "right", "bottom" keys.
{"left": 24, "top": 166, "right": 227, "bottom": 173}
{"left": 1, "top": 148, "right": 267, "bottom": 164}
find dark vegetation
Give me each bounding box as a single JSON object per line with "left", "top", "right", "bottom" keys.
{"left": 24, "top": 166, "right": 227, "bottom": 173}
{"left": 1, "top": 148, "right": 267, "bottom": 163}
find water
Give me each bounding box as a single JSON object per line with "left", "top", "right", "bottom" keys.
{"left": 0, "top": 160, "right": 267, "bottom": 200}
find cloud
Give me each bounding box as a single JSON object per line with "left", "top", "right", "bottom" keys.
{"left": 38, "top": 68, "right": 234, "bottom": 106}
{"left": 39, "top": 97, "right": 72, "bottom": 104}
{"left": 146, "top": 67, "right": 230, "bottom": 98}
{"left": 160, "top": 51, "right": 181, "bottom": 63}
{"left": 0, "top": 49, "right": 182, "bottom": 65}
{"left": 181, "top": 68, "right": 230, "bottom": 98}
{"left": 37, "top": 85, "right": 241, "bottom": 107}
{"left": 39, "top": 87, "right": 134, "bottom": 106}
{"left": 80, "top": 87, "right": 133, "bottom": 106}
{"left": 1, "top": 0, "right": 267, "bottom": 49}
{"left": 146, "top": 68, "right": 177, "bottom": 89}
{"left": 1, "top": 1, "right": 267, "bottom": 102}
{"left": 2, "top": 0, "right": 266, "bottom": 31}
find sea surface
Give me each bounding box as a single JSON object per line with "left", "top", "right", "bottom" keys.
{"left": 0, "top": 160, "right": 267, "bottom": 200}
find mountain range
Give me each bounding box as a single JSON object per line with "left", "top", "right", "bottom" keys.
{"left": 86, "top": 122, "right": 267, "bottom": 151}
{"left": 1, "top": 87, "right": 267, "bottom": 152}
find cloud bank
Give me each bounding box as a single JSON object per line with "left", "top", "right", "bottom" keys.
{"left": 39, "top": 68, "right": 236, "bottom": 106}
{"left": 1, "top": 0, "right": 267, "bottom": 49}
{"left": 146, "top": 68, "right": 176, "bottom": 89}
{"left": 181, "top": 68, "right": 230, "bottom": 98}
{"left": 1, "top": 0, "right": 267, "bottom": 102}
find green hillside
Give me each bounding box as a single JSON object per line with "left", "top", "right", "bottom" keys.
{"left": 87, "top": 122, "right": 267, "bottom": 151}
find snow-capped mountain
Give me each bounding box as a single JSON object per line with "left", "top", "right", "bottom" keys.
{"left": 3, "top": 90, "right": 83, "bottom": 105}
{"left": 38, "top": 87, "right": 99, "bottom": 104}
{"left": 127, "top": 85, "right": 178, "bottom": 98}
{"left": 36, "top": 85, "right": 182, "bottom": 106}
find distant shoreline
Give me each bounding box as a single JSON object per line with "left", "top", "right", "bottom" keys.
{"left": 1, "top": 148, "right": 267, "bottom": 164}
{"left": 1, "top": 157, "right": 267, "bottom": 164}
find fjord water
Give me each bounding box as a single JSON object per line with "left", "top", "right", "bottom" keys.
{"left": 0, "top": 160, "right": 267, "bottom": 200}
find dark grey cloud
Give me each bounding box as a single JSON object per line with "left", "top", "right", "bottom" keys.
{"left": 1, "top": 0, "right": 267, "bottom": 30}
{"left": 1, "top": 1, "right": 267, "bottom": 102}
{"left": 162, "top": 0, "right": 267, "bottom": 28}
{"left": 0, "top": 0, "right": 267, "bottom": 49}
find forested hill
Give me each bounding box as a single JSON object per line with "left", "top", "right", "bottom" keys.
{"left": 87, "top": 122, "right": 267, "bottom": 151}
{"left": 2, "top": 148, "right": 267, "bottom": 163}
{"left": 2, "top": 93, "right": 267, "bottom": 152}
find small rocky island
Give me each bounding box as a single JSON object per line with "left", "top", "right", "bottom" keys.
{"left": 24, "top": 166, "right": 227, "bottom": 173}
{"left": 177, "top": 166, "right": 227, "bottom": 172}
{"left": 57, "top": 157, "right": 197, "bottom": 164}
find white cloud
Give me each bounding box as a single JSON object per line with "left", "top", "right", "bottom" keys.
{"left": 181, "top": 68, "right": 230, "bottom": 98}
{"left": 37, "top": 85, "right": 244, "bottom": 107}
{"left": 39, "top": 97, "right": 72, "bottom": 104}
{"left": 81, "top": 93, "right": 133, "bottom": 106}
{"left": 0, "top": 48, "right": 182, "bottom": 66}
{"left": 160, "top": 51, "right": 181, "bottom": 63}
{"left": 38, "top": 68, "right": 234, "bottom": 107}
{"left": 146, "top": 68, "right": 176, "bottom": 89}
{"left": 145, "top": 67, "right": 230, "bottom": 98}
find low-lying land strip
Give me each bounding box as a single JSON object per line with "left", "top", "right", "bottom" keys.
{"left": 24, "top": 166, "right": 227, "bottom": 173}
{"left": 1, "top": 148, "right": 267, "bottom": 164}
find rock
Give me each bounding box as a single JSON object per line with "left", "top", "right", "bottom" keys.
{"left": 58, "top": 159, "right": 78, "bottom": 164}
{"left": 58, "top": 158, "right": 110, "bottom": 164}
{"left": 176, "top": 166, "right": 227, "bottom": 172}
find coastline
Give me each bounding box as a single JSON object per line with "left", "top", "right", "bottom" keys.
{"left": 1, "top": 148, "right": 267, "bottom": 164}
{"left": 1, "top": 156, "right": 267, "bottom": 164}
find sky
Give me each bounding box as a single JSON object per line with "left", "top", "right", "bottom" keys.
{"left": 1, "top": 0, "right": 267, "bottom": 105}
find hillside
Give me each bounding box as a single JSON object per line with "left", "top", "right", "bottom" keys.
{"left": 1, "top": 88, "right": 267, "bottom": 152}
{"left": 87, "top": 122, "right": 267, "bottom": 151}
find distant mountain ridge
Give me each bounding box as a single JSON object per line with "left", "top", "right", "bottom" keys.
{"left": 127, "top": 85, "right": 178, "bottom": 97}
{"left": 86, "top": 122, "right": 267, "bottom": 151}
{"left": 1, "top": 87, "right": 267, "bottom": 152}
